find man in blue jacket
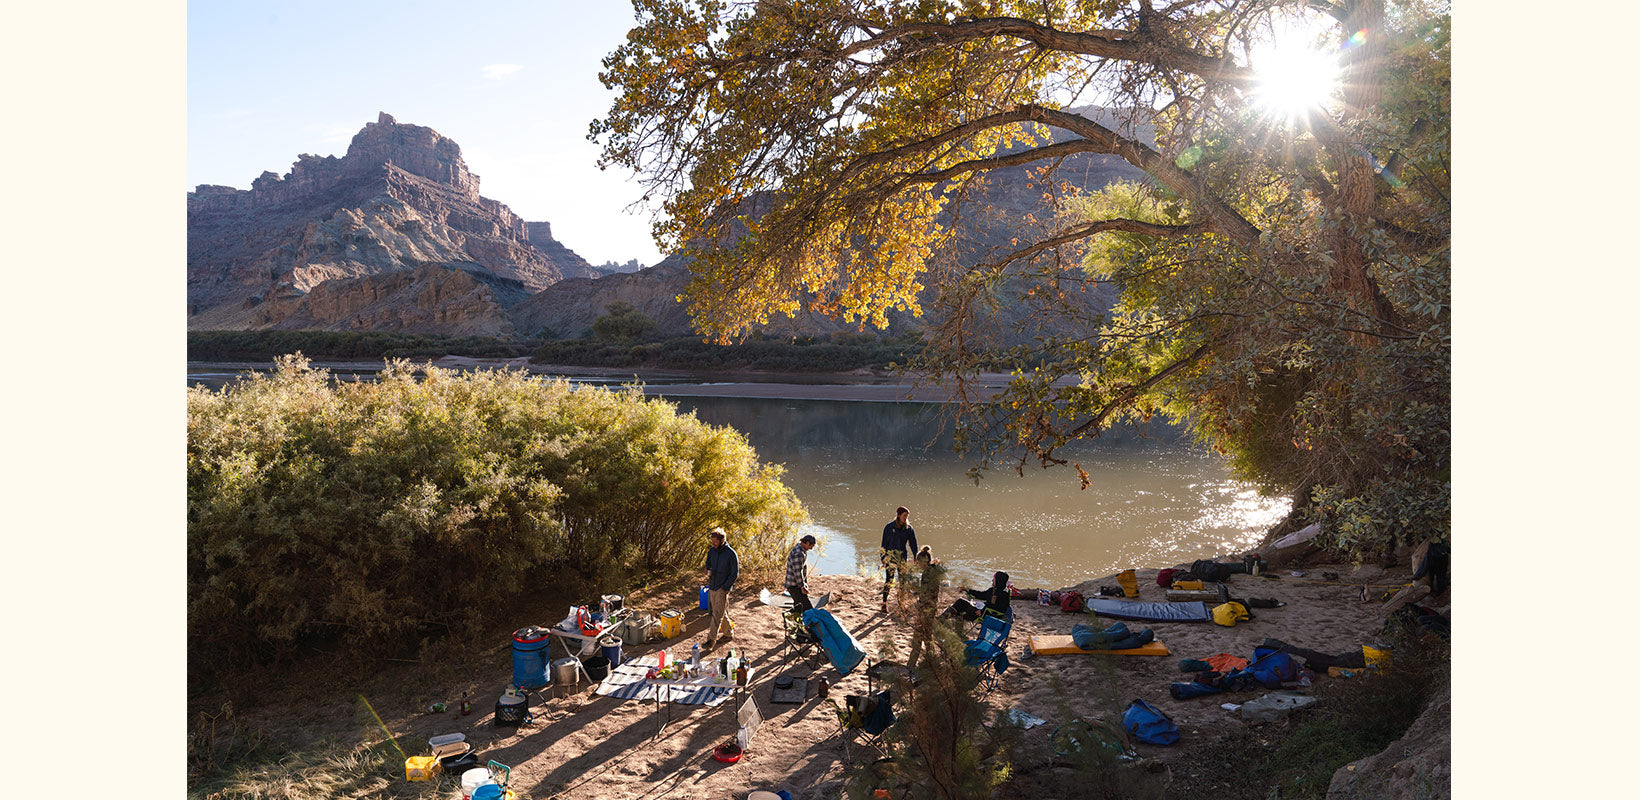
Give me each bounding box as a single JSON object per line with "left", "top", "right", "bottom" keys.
{"left": 880, "top": 506, "right": 918, "bottom": 611}
{"left": 702, "top": 527, "right": 739, "bottom": 650}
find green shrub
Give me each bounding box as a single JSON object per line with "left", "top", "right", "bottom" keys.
{"left": 188, "top": 355, "right": 804, "bottom": 678}
{"left": 188, "top": 330, "right": 532, "bottom": 361}
{"left": 531, "top": 329, "right": 925, "bottom": 372}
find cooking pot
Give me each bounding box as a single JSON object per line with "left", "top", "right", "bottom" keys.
{"left": 552, "top": 657, "right": 581, "bottom": 686}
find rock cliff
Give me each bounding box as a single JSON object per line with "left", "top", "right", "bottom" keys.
{"left": 188, "top": 113, "right": 596, "bottom": 334}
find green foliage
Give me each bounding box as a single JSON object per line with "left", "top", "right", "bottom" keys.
{"left": 1256, "top": 629, "right": 1449, "bottom": 798}
{"left": 591, "top": 301, "right": 661, "bottom": 343}
{"left": 188, "top": 355, "right": 804, "bottom": 678}
{"left": 596, "top": 0, "right": 1451, "bottom": 559}
{"left": 849, "top": 565, "right": 1012, "bottom": 800}
{"left": 533, "top": 329, "right": 924, "bottom": 372}
{"left": 189, "top": 330, "right": 531, "bottom": 361}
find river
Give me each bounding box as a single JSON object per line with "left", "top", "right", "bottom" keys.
{"left": 189, "top": 363, "right": 1290, "bottom": 589}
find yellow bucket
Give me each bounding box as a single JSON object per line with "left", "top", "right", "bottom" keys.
{"left": 657, "top": 610, "right": 684, "bottom": 639}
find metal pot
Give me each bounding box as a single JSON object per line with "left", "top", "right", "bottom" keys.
{"left": 551, "top": 657, "right": 580, "bottom": 686}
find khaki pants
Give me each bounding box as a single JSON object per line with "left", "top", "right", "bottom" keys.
{"left": 707, "top": 588, "right": 732, "bottom": 643}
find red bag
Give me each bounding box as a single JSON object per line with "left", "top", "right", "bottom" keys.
{"left": 1060, "top": 591, "right": 1085, "bottom": 612}
{"left": 1156, "top": 568, "right": 1178, "bottom": 588}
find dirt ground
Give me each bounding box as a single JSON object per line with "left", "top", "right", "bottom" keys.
{"left": 252, "top": 558, "right": 1438, "bottom": 800}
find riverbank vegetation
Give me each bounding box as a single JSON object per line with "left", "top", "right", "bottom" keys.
{"left": 187, "top": 355, "right": 805, "bottom": 682}
{"left": 534, "top": 328, "right": 925, "bottom": 372}
{"left": 188, "top": 325, "right": 923, "bottom": 373}
{"left": 595, "top": 0, "right": 1451, "bottom": 561}
{"left": 188, "top": 330, "right": 532, "bottom": 361}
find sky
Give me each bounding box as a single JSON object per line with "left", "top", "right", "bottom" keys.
{"left": 187, "top": 1, "right": 665, "bottom": 267}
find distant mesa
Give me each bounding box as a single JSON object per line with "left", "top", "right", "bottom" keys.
{"left": 188, "top": 112, "right": 604, "bottom": 336}
{"left": 189, "top": 109, "right": 1147, "bottom": 341}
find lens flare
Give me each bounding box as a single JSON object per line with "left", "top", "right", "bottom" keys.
{"left": 1251, "top": 47, "right": 1340, "bottom": 123}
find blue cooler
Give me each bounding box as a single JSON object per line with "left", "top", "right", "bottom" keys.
{"left": 511, "top": 626, "right": 551, "bottom": 690}
{"left": 699, "top": 586, "right": 710, "bottom": 610}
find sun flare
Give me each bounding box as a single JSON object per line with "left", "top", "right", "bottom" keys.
{"left": 1251, "top": 46, "right": 1341, "bottom": 123}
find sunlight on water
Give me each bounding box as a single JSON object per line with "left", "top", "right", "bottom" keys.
{"left": 669, "top": 397, "right": 1292, "bottom": 590}
{"left": 188, "top": 366, "right": 1290, "bottom": 591}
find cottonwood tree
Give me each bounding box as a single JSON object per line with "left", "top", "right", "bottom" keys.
{"left": 594, "top": 0, "right": 1449, "bottom": 555}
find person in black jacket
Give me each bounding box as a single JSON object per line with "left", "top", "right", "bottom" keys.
{"left": 701, "top": 527, "right": 739, "bottom": 649}
{"left": 880, "top": 506, "right": 919, "bottom": 610}
{"left": 964, "top": 570, "right": 1012, "bottom": 620}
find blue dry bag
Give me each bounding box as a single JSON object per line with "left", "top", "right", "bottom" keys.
{"left": 1122, "top": 698, "right": 1180, "bottom": 746}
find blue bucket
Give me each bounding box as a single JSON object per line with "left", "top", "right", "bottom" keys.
{"left": 511, "top": 626, "right": 551, "bottom": 690}
{"left": 599, "top": 634, "right": 623, "bottom": 668}
{"left": 699, "top": 586, "right": 710, "bottom": 611}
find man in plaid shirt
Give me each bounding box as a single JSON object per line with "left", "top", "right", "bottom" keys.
{"left": 785, "top": 534, "right": 817, "bottom": 613}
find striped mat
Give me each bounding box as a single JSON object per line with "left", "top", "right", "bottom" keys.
{"left": 594, "top": 654, "right": 733, "bottom": 706}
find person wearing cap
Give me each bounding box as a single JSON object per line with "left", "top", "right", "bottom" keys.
{"left": 702, "top": 527, "right": 739, "bottom": 649}
{"left": 880, "top": 506, "right": 919, "bottom": 610}
{"left": 785, "top": 534, "right": 817, "bottom": 613}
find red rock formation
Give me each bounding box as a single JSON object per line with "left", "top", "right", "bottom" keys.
{"left": 188, "top": 113, "right": 594, "bottom": 334}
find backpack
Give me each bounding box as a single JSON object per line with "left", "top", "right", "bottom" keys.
{"left": 1191, "top": 559, "right": 1233, "bottom": 582}
{"left": 1060, "top": 591, "right": 1085, "bottom": 613}
{"left": 1211, "top": 601, "right": 1251, "bottom": 627}
{"left": 1122, "top": 698, "right": 1180, "bottom": 745}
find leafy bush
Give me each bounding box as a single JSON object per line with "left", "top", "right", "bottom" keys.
{"left": 188, "top": 355, "right": 804, "bottom": 678}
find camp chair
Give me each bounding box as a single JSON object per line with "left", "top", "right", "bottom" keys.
{"left": 963, "top": 609, "right": 1013, "bottom": 695}
{"left": 780, "top": 608, "right": 820, "bottom": 659}
{"left": 826, "top": 690, "right": 894, "bottom": 764}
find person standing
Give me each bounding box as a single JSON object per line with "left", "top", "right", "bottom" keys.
{"left": 702, "top": 527, "right": 739, "bottom": 650}
{"left": 880, "top": 506, "right": 919, "bottom": 610}
{"left": 785, "top": 534, "right": 817, "bottom": 613}
{"left": 906, "top": 546, "right": 942, "bottom": 671}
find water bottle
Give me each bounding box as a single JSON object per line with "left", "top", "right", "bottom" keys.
{"left": 691, "top": 643, "right": 700, "bottom": 668}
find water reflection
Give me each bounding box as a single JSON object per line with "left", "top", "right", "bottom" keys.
{"left": 188, "top": 365, "right": 1290, "bottom": 589}
{"left": 666, "top": 396, "right": 1290, "bottom": 588}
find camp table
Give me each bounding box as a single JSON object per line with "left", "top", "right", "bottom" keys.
{"left": 546, "top": 609, "right": 629, "bottom": 685}
{"left": 643, "top": 658, "right": 752, "bottom": 737}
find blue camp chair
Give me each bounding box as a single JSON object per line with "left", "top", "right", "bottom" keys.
{"left": 826, "top": 690, "right": 894, "bottom": 764}
{"left": 963, "top": 609, "right": 1013, "bottom": 694}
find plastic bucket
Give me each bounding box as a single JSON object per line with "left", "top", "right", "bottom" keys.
{"left": 583, "top": 654, "right": 611, "bottom": 682}
{"left": 461, "top": 767, "right": 496, "bottom": 798}
{"left": 511, "top": 626, "right": 551, "bottom": 690}
{"left": 599, "top": 634, "right": 623, "bottom": 668}
{"left": 699, "top": 586, "right": 711, "bottom": 610}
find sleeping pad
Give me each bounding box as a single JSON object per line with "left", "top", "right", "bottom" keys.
{"left": 1086, "top": 598, "right": 1211, "bottom": 623}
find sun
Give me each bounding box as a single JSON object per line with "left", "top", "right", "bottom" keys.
{"left": 1250, "top": 46, "right": 1341, "bottom": 123}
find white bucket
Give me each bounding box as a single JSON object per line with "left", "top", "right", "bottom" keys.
{"left": 460, "top": 766, "right": 496, "bottom": 799}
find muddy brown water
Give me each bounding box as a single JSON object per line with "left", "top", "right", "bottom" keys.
{"left": 188, "top": 365, "right": 1290, "bottom": 590}
{"left": 666, "top": 396, "right": 1290, "bottom": 589}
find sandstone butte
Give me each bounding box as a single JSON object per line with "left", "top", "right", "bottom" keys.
{"left": 188, "top": 111, "right": 1148, "bottom": 342}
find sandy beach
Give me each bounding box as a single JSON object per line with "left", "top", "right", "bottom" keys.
{"left": 346, "top": 558, "right": 1439, "bottom": 800}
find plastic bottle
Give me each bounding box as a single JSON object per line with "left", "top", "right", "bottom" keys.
{"left": 459, "top": 692, "right": 472, "bottom": 716}
{"left": 691, "top": 642, "right": 700, "bottom": 668}
{"left": 725, "top": 650, "right": 739, "bottom": 682}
